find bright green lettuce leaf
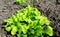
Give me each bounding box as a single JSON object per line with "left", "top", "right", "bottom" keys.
{"left": 45, "top": 26, "right": 53, "bottom": 36}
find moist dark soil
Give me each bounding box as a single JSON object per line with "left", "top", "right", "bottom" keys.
{"left": 0, "top": 0, "right": 60, "bottom": 37}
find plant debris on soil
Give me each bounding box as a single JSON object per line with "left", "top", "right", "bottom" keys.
{"left": 0, "top": 0, "right": 60, "bottom": 37}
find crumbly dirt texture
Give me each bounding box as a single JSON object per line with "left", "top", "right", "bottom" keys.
{"left": 0, "top": 0, "right": 60, "bottom": 37}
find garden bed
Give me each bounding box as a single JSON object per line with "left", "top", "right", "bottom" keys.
{"left": 0, "top": 0, "right": 60, "bottom": 37}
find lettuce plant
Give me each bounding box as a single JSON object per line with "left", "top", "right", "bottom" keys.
{"left": 4, "top": 5, "right": 53, "bottom": 37}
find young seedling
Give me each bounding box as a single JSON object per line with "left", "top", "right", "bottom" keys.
{"left": 15, "top": 0, "right": 39, "bottom": 4}
{"left": 16, "top": 0, "right": 27, "bottom": 4}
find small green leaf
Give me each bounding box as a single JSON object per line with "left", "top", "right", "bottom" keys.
{"left": 40, "top": 16, "right": 45, "bottom": 25}
{"left": 5, "top": 27, "right": 11, "bottom": 32}
{"left": 45, "top": 26, "right": 53, "bottom": 36}
{"left": 21, "top": 25, "right": 28, "bottom": 34}
{"left": 11, "top": 26, "right": 18, "bottom": 35}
